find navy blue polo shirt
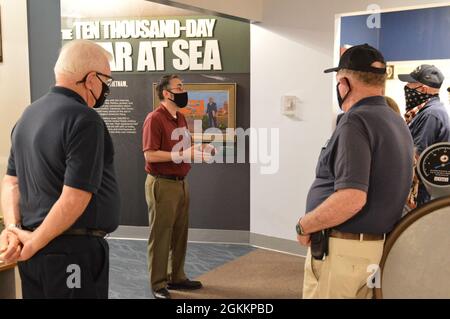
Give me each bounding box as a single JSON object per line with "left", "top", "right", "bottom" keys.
{"left": 306, "top": 96, "right": 414, "bottom": 234}
{"left": 7, "top": 86, "right": 120, "bottom": 232}
{"left": 409, "top": 97, "right": 450, "bottom": 204}
{"left": 409, "top": 97, "right": 450, "bottom": 155}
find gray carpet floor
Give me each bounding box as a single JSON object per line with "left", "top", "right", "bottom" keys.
{"left": 108, "top": 239, "right": 255, "bottom": 299}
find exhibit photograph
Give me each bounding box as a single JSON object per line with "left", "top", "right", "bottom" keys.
{"left": 0, "top": 0, "right": 449, "bottom": 309}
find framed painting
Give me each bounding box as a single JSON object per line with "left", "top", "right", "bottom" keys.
{"left": 386, "top": 65, "right": 395, "bottom": 80}
{"left": 153, "top": 83, "right": 237, "bottom": 142}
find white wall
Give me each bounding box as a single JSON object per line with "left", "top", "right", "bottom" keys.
{"left": 0, "top": 0, "right": 30, "bottom": 216}
{"left": 250, "top": 0, "right": 450, "bottom": 242}
{"left": 167, "top": 0, "right": 263, "bottom": 22}
{"left": 63, "top": 0, "right": 198, "bottom": 18}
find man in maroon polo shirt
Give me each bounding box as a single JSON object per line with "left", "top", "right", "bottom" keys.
{"left": 142, "top": 74, "right": 211, "bottom": 299}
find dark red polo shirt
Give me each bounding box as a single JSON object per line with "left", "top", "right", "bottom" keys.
{"left": 142, "top": 104, "right": 191, "bottom": 176}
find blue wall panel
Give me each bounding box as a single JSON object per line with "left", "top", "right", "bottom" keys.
{"left": 340, "top": 14, "right": 380, "bottom": 49}
{"left": 341, "top": 6, "right": 450, "bottom": 61}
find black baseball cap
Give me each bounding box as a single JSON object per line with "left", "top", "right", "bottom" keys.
{"left": 324, "top": 44, "right": 386, "bottom": 74}
{"left": 398, "top": 64, "right": 444, "bottom": 89}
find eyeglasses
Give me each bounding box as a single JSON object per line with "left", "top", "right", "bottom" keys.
{"left": 96, "top": 72, "right": 114, "bottom": 87}
{"left": 76, "top": 71, "right": 114, "bottom": 87}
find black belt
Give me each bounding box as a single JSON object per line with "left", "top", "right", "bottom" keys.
{"left": 150, "top": 173, "right": 185, "bottom": 181}
{"left": 22, "top": 226, "right": 107, "bottom": 238}
{"left": 63, "top": 229, "right": 107, "bottom": 238}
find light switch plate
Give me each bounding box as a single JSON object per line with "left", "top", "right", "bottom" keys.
{"left": 281, "top": 96, "right": 297, "bottom": 116}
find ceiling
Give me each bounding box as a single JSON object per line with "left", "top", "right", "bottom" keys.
{"left": 61, "top": 0, "right": 199, "bottom": 18}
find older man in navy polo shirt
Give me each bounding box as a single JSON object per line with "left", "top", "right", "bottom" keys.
{"left": 0, "top": 40, "right": 120, "bottom": 299}
{"left": 398, "top": 65, "right": 450, "bottom": 206}
{"left": 297, "top": 44, "right": 413, "bottom": 299}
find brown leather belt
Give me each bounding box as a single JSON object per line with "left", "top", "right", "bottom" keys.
{"left": 150, "top": 173, "right": 185, "bottom": 181}
{"left": 330, "top": 229, "right": 385, "bottom": 241}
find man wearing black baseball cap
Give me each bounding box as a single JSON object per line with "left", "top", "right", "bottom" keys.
{"left": 398, "top": 65, "right": 450, "bottom": 207}
{"left": 297, "top": 44, "right": 413, "bottom": 299}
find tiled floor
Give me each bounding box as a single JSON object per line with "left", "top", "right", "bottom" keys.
{"left": 108, "top": 239, "right": 255, "bottom": 299}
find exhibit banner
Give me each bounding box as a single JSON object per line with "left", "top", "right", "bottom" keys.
{"left": 61, "top": 16, "right": 249, "bottom": 73}
{"left": 60, "top": 14, "right": 250, "bottom": 225}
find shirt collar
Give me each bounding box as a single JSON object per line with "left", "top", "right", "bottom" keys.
{"left": 159, "top": 104, "right": 180, "bottom": 122}
{"left": 425, "top": 96, "right": 441, "bottom": 106}
{"left": 50, "top": 86, "right": 87, "bottom": 105}
{"left": 350, "top": 96, "right": 387, "bottom": 110}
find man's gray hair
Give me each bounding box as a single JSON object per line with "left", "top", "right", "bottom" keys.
{"left": 54, "top": 40, "right": 113, "bottom": 80}
{"left": 338, "top": 68, "right": 387, "bottom": 87}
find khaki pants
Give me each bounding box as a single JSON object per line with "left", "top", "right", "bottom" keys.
{"left": 303, "top": 237, "right": 384, "bottom": 299}
{"left": 145, "top": 175, "right": 189, "bottom": 291}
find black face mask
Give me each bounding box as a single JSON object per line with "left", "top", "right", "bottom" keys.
{"left": 168, "top": 91, "right": 188, "bottom": 108}
{"left": 337, "top": 78, "right": 351, "bottom": 110}
{"left": 91, "top": 79, "right": 110, "bottom": 109}
{"left": 77, "top": 72, "right": 111, "bottom": 109}
{"left": 404, "top": 85, "right": 435, "bottom": 110}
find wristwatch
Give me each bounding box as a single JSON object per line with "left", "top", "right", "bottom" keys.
{"left": 296, "top": 218, "right": 306, "bottom": 236}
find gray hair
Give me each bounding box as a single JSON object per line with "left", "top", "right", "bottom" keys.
{"left": 54, "top": 40, "right": 112, "bottom": 80}
{"left": 338, "top": 68, "right": 387, "bottom": 87}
